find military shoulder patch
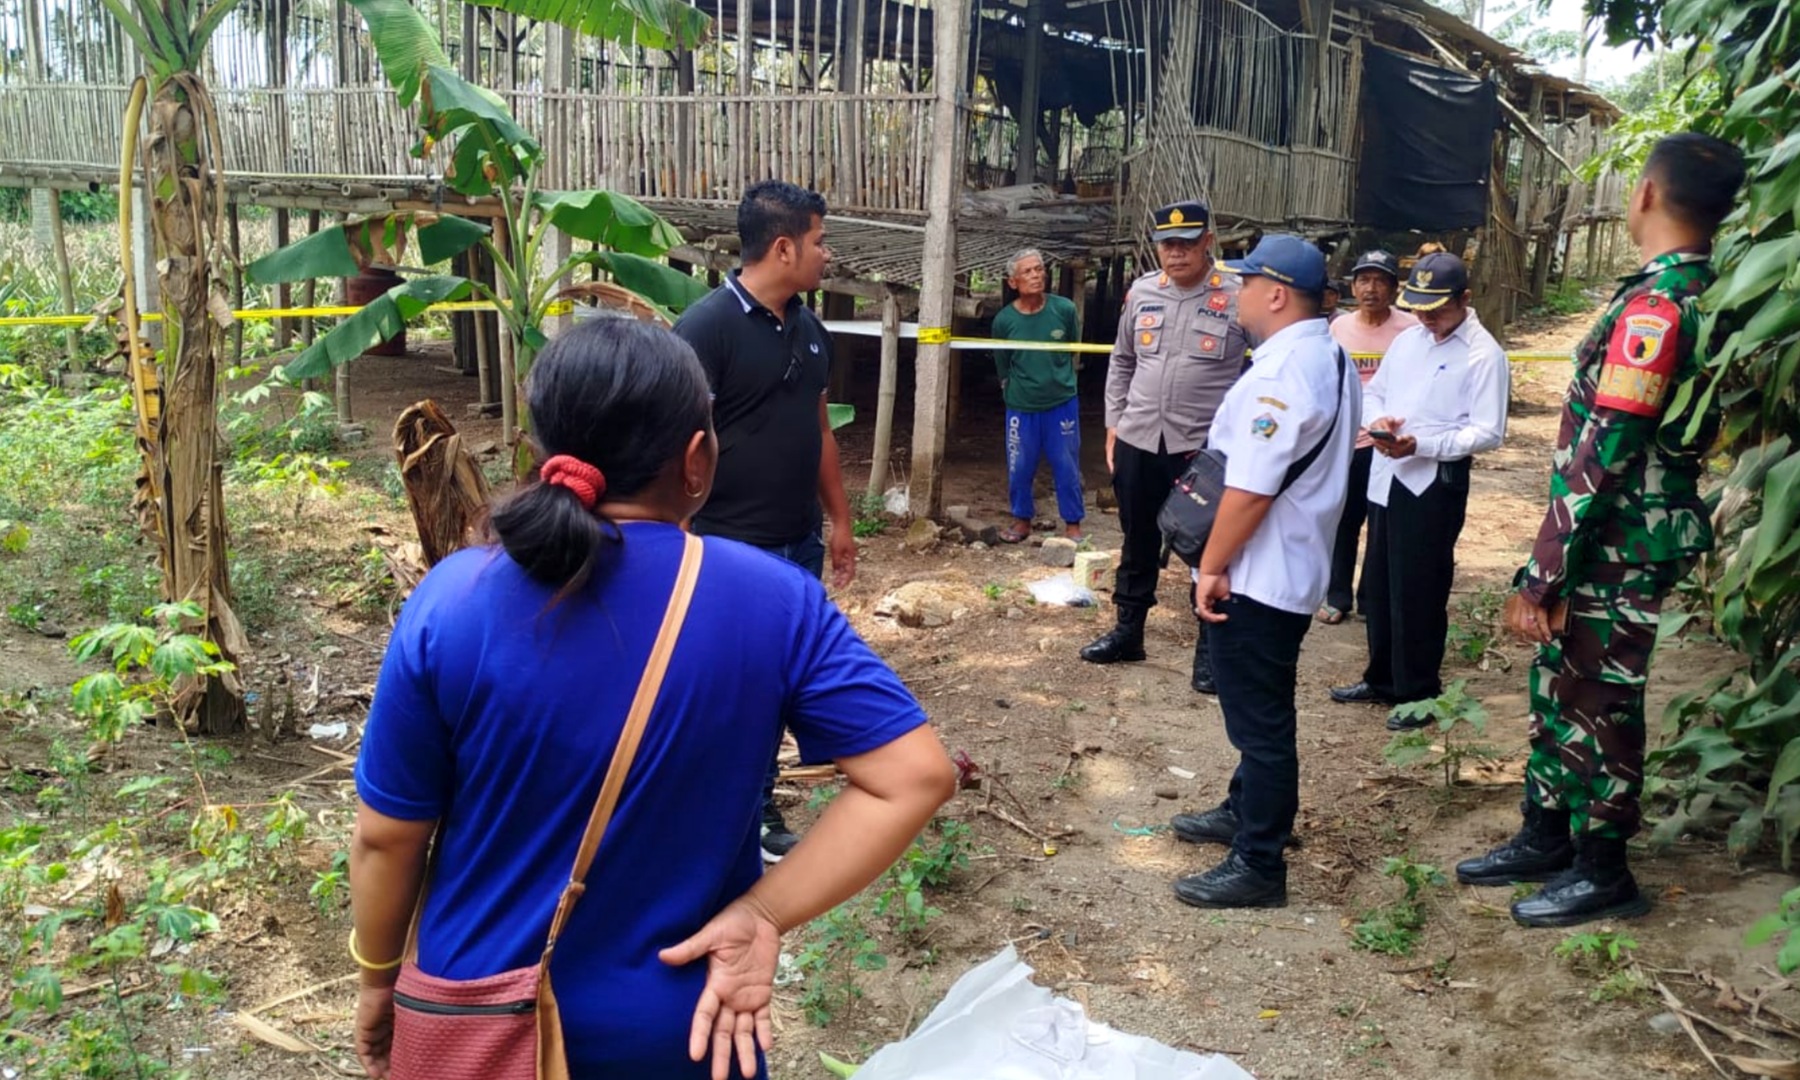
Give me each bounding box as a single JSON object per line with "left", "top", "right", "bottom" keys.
{"left": 1251, "top": 412, "right": 1279, "bottom": 440}
{"left": 1595, "top": 293, "right": 1679, "bottom": 417}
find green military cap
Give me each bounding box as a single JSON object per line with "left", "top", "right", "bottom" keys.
{"left": 1150, "top": 200, "right": 1210, "bottom": 241}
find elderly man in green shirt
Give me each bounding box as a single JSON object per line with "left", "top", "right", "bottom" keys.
{"left": 992, "top": 248, "right": 1085, "bottom": 543}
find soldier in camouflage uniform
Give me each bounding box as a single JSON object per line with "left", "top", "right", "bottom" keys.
{"left": 1456, "top": 133, "right": 1747, "bottom": 928}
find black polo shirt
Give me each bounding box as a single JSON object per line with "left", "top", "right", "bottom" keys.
{"left": 672, "top": 271, "right": 834, "bottom": 546}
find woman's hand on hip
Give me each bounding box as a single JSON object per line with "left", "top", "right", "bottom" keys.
{"left": 660, "top": 897, "right": 782, "bottom": 1080}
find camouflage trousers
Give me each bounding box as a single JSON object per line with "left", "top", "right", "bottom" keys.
{"left": 1524, "top": 560, "right": 1689, "bottom": 840}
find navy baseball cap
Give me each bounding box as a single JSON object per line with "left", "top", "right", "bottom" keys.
{"left": 1351, "top": 249, "right": 1401, "bottom": 281}
{"left": 1220, "top": 234, "right": 1328, "bottom": 294}
{"left": 1398, "top": 252, "right": 1470, "bottom": 312}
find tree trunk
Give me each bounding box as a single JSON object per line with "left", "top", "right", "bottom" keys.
{"left": 143, "top": 73, "right": 248, "bottom": 735}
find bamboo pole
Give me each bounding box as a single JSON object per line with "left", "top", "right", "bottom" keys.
{"left": 44, "top": 189, "right": 80, "bottom": 367}
{"left": 466, "top": 248, "right": 495, "bottom": 406}
{"left": 229, "top": 202, "right": 244, "bottom": 363}
{"left": 274, "top": 209, "right": 293, "bottom": 348}
{"left": 869, "top": 288, "right": 900, "bottom": 495}
{"left": 494, "top": 213, "right": 518, "bottom": 444}
{"left": 301, "top": 209, "right": 321, "bottom": 346}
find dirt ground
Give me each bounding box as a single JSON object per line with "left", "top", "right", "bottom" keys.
{"left": 3, "top": 300, "right": 1795, "bottom": 1079}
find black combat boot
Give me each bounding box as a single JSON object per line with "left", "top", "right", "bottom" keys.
{"left": 1080, "top": 609, "right": 1147, "bottom": 664}
{"left": 1455, "top": 801, "right": 1574, "bottom": 886}
{"left": 1191, "top": 624, "right": 1216, "bottom": 695}
{"left": 1510, "top": 835, "right": 1650, "bottom": 928}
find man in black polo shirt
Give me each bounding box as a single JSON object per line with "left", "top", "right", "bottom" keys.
{"left": 673, "top": 179, "right": 857, "bottom": 862}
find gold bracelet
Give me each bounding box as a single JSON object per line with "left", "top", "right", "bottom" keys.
{"left": 348, "top": 928, "right": 404, "bottom": 972}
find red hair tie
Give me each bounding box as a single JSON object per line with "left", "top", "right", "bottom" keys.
{"left": 540, "top": 454, "right": 606, "bottom": 509}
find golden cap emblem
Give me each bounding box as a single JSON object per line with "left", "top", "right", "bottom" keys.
{"left": 1417, "top": 270, "right": 1433, "bottom": 286}
{"left": 1169, "top": 209, "right": 1185, "bottom": 225}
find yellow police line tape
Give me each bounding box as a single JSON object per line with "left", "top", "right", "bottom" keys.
{"left": 0, "top": 300, "right": 569, "bottom": 329}
{"left": 1, "top": 303, "right": 1573, "bottom": 365}
{"left": 827, "top": 321, "right": 1574, "bottom": 365}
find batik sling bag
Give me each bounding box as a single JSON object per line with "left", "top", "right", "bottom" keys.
{"left": 386, "top": 533, "right": 704, "bottom": 1080}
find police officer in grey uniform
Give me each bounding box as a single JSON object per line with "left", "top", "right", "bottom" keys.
{"left": 1082, "top": 200, "right": 1250, "bottom": 694}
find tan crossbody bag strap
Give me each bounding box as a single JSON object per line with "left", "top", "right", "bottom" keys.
{"left": 545, "top": 532, "right": 704, "bottom": 946}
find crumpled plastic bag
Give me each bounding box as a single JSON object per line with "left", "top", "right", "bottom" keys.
{"left": 1028, "top": 575, "right": 1097, "bottom": 607}
{"left": 851, "top": 947, "right": 1255, "bottom": 1079}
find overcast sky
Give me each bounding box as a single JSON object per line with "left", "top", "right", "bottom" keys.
{"left": 1530, "top": 0, "right": 1655, "bottom": 87}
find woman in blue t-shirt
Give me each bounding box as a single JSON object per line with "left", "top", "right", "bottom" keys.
{"left": 348, "top": 319, "right": 956, "bottom": 1080}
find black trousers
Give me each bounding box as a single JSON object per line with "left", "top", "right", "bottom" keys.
{"left": 1325, "top": 445, "right": 1374, "bottom": 615}
{"left": 1210, "top": 595, "right": 1311, "bottom": 875}
{"left": 1361, "top": 461, "right": 1471, "bottom": 703}
{"left": 1110, "top": 437, "right": 1190, "bottom": 618}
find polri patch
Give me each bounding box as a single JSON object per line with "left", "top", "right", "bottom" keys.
{"left": 1251, "top": 413, "right": 1279, "bottom": 440}
{"left": 1208, "top": 292, "right": 1229, "bottom": 312}
{"left": 1200, "top": 336, "right": 1219, "bottom": 353}
{"left": 1595, "top": 293, "right": 1679, "bottom": 417}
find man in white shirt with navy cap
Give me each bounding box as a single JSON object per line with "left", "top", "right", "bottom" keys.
{"left": 1169, "top": 234, "right": 1361, "bottom": 908}
{"left": 1329, "top": 252, "right": 1509, "bottom": 721}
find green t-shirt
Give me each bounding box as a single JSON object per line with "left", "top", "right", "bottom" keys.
{"left": 991, "top": 294, "right": 1080, "bottom": 412}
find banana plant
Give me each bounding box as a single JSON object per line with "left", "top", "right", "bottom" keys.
{"left": 247, "top": 0, "right": 710, "bottom": 436}
{"left": 102, "top": 0, "right": 255, "bottom": 734}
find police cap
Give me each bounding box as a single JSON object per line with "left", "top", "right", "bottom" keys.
{"left": 1149, "top": 201, "right": 1211, "bottom": 241}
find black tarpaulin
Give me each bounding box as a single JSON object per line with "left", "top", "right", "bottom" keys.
{"left": 1356, "top": 45, "right": 1499, "bottom": 231}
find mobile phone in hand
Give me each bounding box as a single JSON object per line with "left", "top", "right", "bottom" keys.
{"left": 1368, "top": 429, "right": 1397, "bottom": 443}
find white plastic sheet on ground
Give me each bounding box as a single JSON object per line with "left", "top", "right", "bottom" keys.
{"left": 850, "top": 947, "right": 1255, "bottom": 1080}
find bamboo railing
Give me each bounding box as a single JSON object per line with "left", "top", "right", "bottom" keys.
{"left": 0, "top": 82, "right": 938, "bottom": 211}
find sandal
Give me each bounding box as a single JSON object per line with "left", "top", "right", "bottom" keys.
{"left": 1315, "top": 605, "right": 1347, "bottom": 625}
{"left": 998, "top": 524, "right": 1031, "bottom": 544}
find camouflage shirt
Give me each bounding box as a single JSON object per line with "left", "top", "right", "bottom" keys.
{"left": 1517, "top": 250, "right": 1719, "bottom": 606}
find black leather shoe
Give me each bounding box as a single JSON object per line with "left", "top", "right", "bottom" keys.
{"left": 1511, "top": 835, "right": 1649, "bottom": 927}
{"left": 1080, "top": 623, "right": 1146, "bottom": 664}
{"left": 1173, "top": 851, "right": 1287, "bottom": 909}
{"left": 1171, "top": 806, "right": 1238, "bottom": 845}
{"left": 1172, "top": 807, "right": 1300, "bottom": 849}
{"left": 1330, "top": 681, "right": 1394, "bottom": 706}
{"left": 1385, "top": 709, "right": 1434, "bottom": 732}
{"left": 1456, "top": 804, "right": 1573, "bottom": 886}
{"left": 1191, "top": 633, "right": 1216, "bottom": 695}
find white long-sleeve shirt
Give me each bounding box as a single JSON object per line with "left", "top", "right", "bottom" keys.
{"left": 1363, "top": 309, "right": 1510, "bottom": 506}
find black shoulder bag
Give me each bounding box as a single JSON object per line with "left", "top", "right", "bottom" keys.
{"left": 1157, "top": 346, "right": 1349, "bottom": 569}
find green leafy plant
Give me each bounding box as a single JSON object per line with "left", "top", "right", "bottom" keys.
{"left": 1382, "top": 680, "right": 1499, "bottom": 787}
{"left": 1555, "top": 929, "right": 1649, "bottom": 1002}
{"left": 1349, "top": 856, "right": 1445, "bottom": 958}
{"left": 792, "top": 818, "right": 980, "bottom": 1025}
{"left": 851, "top": 492, "right": 888, "bottom": 538}
{"left": 311, "top": 851, "right": 352, "bottom": 917}
{"left": 69, "top": 601, "right": 236, "bottom": 742}
{"left": 1746, "top": 887, "right": 1800, "bottom": 973}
